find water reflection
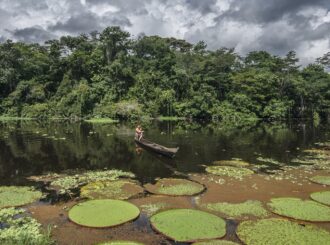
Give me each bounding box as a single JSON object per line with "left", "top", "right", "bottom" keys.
{"left": 0, "top": 120, "right": 329, "bottom": 185}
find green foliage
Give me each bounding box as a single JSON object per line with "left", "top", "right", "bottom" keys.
{"left": 237, "top": 218, "right": 330, "bottom": 245}
{"left": 0, "top": 27, "right": 329, "bottom": 121}
{"left": 205, "top": 166, "right": 254, "bottom": 180}
{"left": 309, "top": 176, "right": 330, "bottom": 185}
{"left": 150, "top": 209, "right": 226, "bottom": 242}
{"left": 192, "top": 240, "right": 239, "bottom": 245}
{"left": 97, "top": 241, "right": 144, "bottom": 245}
{"left": 0, "top": 208, "right": 53, "bottom": 245}
{"left": 267, "top": 197, "right": 330, "bottom": 221}
{"left": 68, "top": 199, "right": 140, "bottom": 228}
{"left": 0, "top": 186, "right": 42, "bottom": 208}
{"left": 144, "top": 178, "right": 205, "bottom": 196}
{"left": 212, "top": 159, "right": 250, "bottom": 168}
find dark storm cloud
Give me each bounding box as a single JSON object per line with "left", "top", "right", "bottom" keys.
{"left": 0, "top": 0, "right": 329, "bottom": 64}
{"left": 10, "top": 26, "right": 55, "bottom": 43}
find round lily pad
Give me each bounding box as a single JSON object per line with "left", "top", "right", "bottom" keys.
{"left": 150, "top": 209, "right": 226, "bottom": 242}
{"left": 310, "top": 191, "right": 330, "bottom": 206}
{"left": 198, "top": 200, "right": 269, "bottom": 220}
{"left": 0, "top": 186, "right": 43, "bottom": 208}
{"left": 267, "top": 197, "right": 330, "bottom": 222}
{"left": 193, "top": 240, "right": 239, "bottom": 245}
{"left": 144, "top": 178, "right": 205, "bottom": 196}
{"left": 205, "top": 166, "right": 254, "bottom": 179}
{"left": 80, "top": 180, "right": 144, "bottom": 200}
{"left": 213, "top": 160, "right": 250, "bottom": 168}
{"left": 237, "top": 218, "right": 330, "bottom": 245}
{"left": 310, "top": 176, "right": 330, "bottom": 185}
{"left": 97, "top": 241, "right": 144, "bottom": 245}
{"left": 68, "top": 199, "right": 140, "bottom": 228}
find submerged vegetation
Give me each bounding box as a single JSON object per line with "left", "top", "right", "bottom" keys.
{"left": 0, "top": 26, "right": 330, "bottom": 122}
{"left": 0, "top": 208, "right": 53, "bottom": 245}
{"left": 0, "top": 186, "right": 43, "bottom": 208}
{"left": 237, "top": 218, "right": 330, "bottom": 245}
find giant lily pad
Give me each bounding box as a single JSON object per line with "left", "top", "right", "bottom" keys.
{"left": 0, "top": 186, "right": 42, "bottom": 208}
{"left": 309, "top": 176, "right": 330, "bottom": 185}
{"left": 198, "top": 200, "right": 269, "bottom": 220}
{"left": 68, "top": 199, "right": 140, "bottom": 228}
{"left": 310, "top": 191, "right": 330, "bottom": 206}
{"left": 237, "top": 218, "right": 330, "bottom": 245}
{"left": 150, "top": 209, "right": 226, "bottom": 242}
{"left": 212, "top": 159, "right": 250, "bottom": 168}
{"left": 205, "top": 166, "right": 254, "bottom": 179}
{"left": 80, "top": 180, "right": 144, "bottom": 200}
{"left": 193, "top": 240, "right": 239, "bottom": 245}
{"left": 97, "top": 241, "right": 144, "bottom": 245}
{"left": 144, "top": 178, "right": 205, "bottom": 196}
{"left": 267, "top": 197, "right": 330, "bottom": 222}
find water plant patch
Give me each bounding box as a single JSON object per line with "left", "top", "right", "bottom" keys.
{"left": 267, "top": 197, "right": 330, "bottom": 222}
{"left": 0, "top": 186, "right": 43, "bottom": 208}
{"left": 310, "top": 191, "right": 330, "bottom": 206}
{"left": 205, "top": 166, "right": 254, "bottom": 180}
{"left": 97, "top": 241, "right": 144, "bottom": 245}
{"left": 212, "top": 159, "right": 250, "bottom": 168}
{"left": 198, "top": 200, "right": 269, "bottom": 220}
{"left": 144, "top": 178, "right": 205, "bottom": 196}
{"left": 192, "top": 240, "right": 239, "bottom": 245}
{"left": 68, "top": 199, "right": 140, "bottom": 228}
{"left": 150, "top": 209, "right": 226, "bottom": 242}
{"left": 80, "top": 180, "right": 144, "bottom": 200}
{"left": 237, "top": 218, "right": 330, "bottom": 245}
{"left": 309, "top": 175, "right": 330, "bottom": 185}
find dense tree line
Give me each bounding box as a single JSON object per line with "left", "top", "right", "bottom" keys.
{"left": 0, "top": 26, "right": 329, "bottom": 122}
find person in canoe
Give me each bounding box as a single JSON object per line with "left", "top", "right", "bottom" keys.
{"left": 135, "top": 125, "right": 144, "bottom": 141}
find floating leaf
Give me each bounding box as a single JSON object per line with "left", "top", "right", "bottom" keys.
{"left": 309, "top": 176, "right": 330, "bottom": 185}
{"left": 97, "top": 241, "right": 144, "bottom": 245}
{"left": 144, "top": 178, "right": 204, "bottom": 196}
{"left": 193, "top": 240, "right": 239, "bottom": 245}
{"left": 310, "top": 191, "right": 330, "bottom": 206}
{"left": 150, "top": 209, "right": 226, "bottom": 242}
{"left": 237, "top": 218, "right": 330, "bottom": 245}
{"left": 267, "top": 197, "right": 330, "bottom": 222}
{"left": 205, "top": 166, "right": 253, "bottom": 179}
{"left": 68, "top": 199, "right": 140, "bottom": 228}
{"left": 80, "top": 180, "right": 144, "bottom": 200}
{"left": 0, "top": 186, "right": 42, "bottom": 208}
{"left": 198, "top": 200, "right": 269, "bottom": 220}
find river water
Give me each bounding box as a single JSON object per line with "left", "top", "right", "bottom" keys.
{"left": 0, "top": 120, "right": 329, "bottom": 185}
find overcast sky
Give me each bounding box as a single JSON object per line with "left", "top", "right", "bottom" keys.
{"left": 0, "top": 0, "right": 329, "bottom": 65}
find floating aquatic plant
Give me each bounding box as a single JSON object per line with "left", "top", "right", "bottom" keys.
{"left": 212, "top": 159, "right": 250, "bottom": 168}
{"left": 80, "top": 180, "right": 144, "bottom": 200}
{"left": 256, "top": 157, "right": 284, "bottom": 166}
{"left": 192, "top": 240, "right": 239, "bottom": 245}
{"left": 267, "top": 197, "right": 330, "bottom": 222}
{"left": 150, "top": 209, "right": 226, "bottom": 242}
{"left": 144, "top": 178, "right": 204, "bottom": 196}
{"left": 309, "top": 175, "right": 330, "bottom": 185}
{"left": 205, "top": 166, "right": 254, "bottom": 180}
{"left": 68, "top": 199, "right": 140, "bottom": 228}
{"left": 97, "top": 241, "right": 144, "bottom": 245}
{"left": 0, "top": 208, "right": 53, "bottom": 245}
{"left": 198, "top": 200, "right": 269, "bottom": 220}
{"left": 0, "top": 186, "right": 43, "bottom": 208}
{"left": 310, "top": 191, "right": 330, "bottom": 206}
{"left": 237, "top": 218, "right": 330, "bottom": 245}
{"left": 30, "top": 169, "right": 135, "bottom": 195}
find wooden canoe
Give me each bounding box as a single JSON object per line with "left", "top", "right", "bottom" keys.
{"left": 134, "top": 138, "right": 179, "bottom": 158}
